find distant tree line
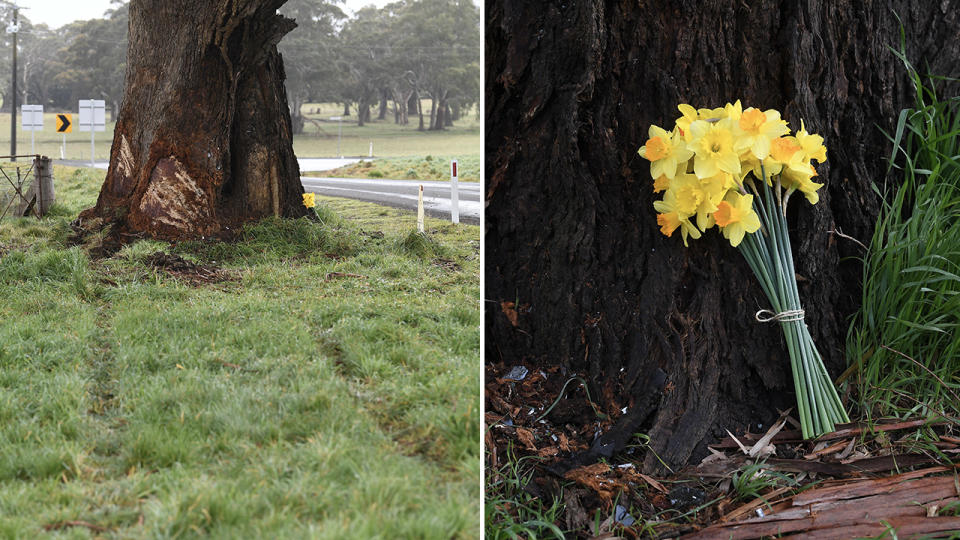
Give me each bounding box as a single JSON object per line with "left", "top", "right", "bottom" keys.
{"left": 0, "top": 0, "right": 479, "bottom": 133}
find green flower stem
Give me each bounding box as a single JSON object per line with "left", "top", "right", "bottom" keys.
{"left": 732, "top": 169, "right": 849, "bottom": 439}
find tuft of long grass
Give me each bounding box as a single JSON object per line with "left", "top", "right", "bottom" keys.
{"left": 846, "top": 49, "right": 960, "bottom": 420}
{"left": 485, "top": 444, "right": 567, "bottom": 540}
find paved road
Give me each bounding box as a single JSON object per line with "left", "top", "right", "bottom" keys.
{"left": 57, "top": 157, "right": 479, "bottom": 224}
{"left": 301, "top": 177, "right": 481, "bottom": 225}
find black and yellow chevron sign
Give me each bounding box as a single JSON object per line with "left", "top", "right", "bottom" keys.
{"left": 56, "top": 114, "right": 72, "bottom": 133}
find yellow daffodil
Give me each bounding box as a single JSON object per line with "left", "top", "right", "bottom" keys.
{"left": 638, "top": 124, "right": 693, "bottom": 180}
{"left": 675, "top": 104, "right": 699, "bottom": 141}
{"left": 739, "top": 153, "right": 783, "bottom": 185}
{"left": 668, "top": 174, "right": 704, "bottom": 217}
{"left": 732, "top": 107, "right": 790, "bottom": 160}
{"left": 653, "top": 189, "right": 701, "bottom": 246}
{"left": 781, "top": 162, "right": 824, "bottom": 204}
{"left": 713, "top": 191, "right": 761, "bottom": 247}
{"left": 689, "top": 118, "right": 741, "bottom": 179}
{"left": 795, "top": 120, "right": 827, "bottom": 163}
{"left": 769, "top": 136, "right": 802, "bottom": 164}
{"left": 302, "top": 192, "right": 316, "bottom": 208}
{"left": 694, "top": 172, "right": 733, "bottom": 230}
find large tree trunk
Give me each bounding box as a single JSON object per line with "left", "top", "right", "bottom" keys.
{"left": 79, "top": 0, "right": 307, "bottom": 241}
{"left": 486, "top": 0, "right": 960, "bottom": 474}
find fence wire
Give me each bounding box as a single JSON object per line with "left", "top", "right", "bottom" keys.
{"left": 0, "top": 156, "right": 40, "bottom": 220}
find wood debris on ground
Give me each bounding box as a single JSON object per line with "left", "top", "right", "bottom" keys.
{"left": 485, "top": 362, "right": 960, "bottom": 539}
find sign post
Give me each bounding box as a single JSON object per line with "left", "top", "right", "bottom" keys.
{"left": 450, "top": 159, "right": 459, "bottom": 224}
{"left": 20, "top": 104, "right": 43, "bottom": 155}
{"left": 56, "top": 114, "right": 72, "bottom": 159}
{"left": 78, "top": 100, "right": 105, "bottom": 167}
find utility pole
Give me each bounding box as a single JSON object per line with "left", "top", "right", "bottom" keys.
{"left": 8, "top": 5, "right": 17, "bottom": 161}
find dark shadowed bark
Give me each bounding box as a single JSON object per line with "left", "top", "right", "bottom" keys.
{"left": 80, "top": 0, "right": 308, "bottom": 241}
{"left": 486, "top": 0, "right": 960, "bottom": 474}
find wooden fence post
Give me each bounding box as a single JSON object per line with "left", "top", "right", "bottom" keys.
{"left": 33, "top": 156, "right": 55, "bottom": 216}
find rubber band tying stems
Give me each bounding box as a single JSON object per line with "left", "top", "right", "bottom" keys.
{"left": 755, "top": 309, "right": 805, "bottom": 323}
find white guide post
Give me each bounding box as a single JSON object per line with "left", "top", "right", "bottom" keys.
{"left": 417, "top": 184, "right": 425, "bottom": 233}
{"left": 450, "top": 159, "right": 459, "bottom": 224}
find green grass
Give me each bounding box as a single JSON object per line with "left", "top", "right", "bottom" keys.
{"left": 305, "top": 155, "right": 481, "bottom": 183}
{"left": 845, "top": 53, "right": 960, "bottom": 420}
{"left": 0, "top": 166, "right": 481, "bottom": 537}
{"left": 295, "top": 102, "right": 480, "bottom": 159}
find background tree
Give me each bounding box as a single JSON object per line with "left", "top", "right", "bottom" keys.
{"left": 485, "top": 0, "right": 960, "bottom": 474}
{"left": 278, "top": 0, "right": 346, "bottom": 134}
{"left": 395, "top": 0, "right": 478, "bottom": 130}
{"left": 49, "top": 7, "right": 128, "bottom": 119}
{"left": 78, "top": 0, "right": 308, "bottom": 242}
{"left": 338, "top": 5, "right": 392, "bottom": 127}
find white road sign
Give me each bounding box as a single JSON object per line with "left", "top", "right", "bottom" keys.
{"left": 78, "top": 99, "right": 106, "bottom": 132}
{"left": 21, "top": 105, "right": 43, "bottom": 131}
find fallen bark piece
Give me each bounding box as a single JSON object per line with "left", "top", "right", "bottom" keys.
{"left": 780, "top": 516, "right": 960, "bottom": 539}
{"left": 682, "top": 473, "right": 960, "bottom": 539}
{"left": 803, "top": 438, "right": 851, "bottom": 459}
{"left": 792, "top": 466, "right": 954, "bottom": 506}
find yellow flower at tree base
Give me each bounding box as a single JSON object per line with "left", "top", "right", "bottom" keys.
{"left": 302, "top": 192, "right": 316, "bottom": 209}
{"left": 638, "top": 101, "right": 848, "bottom": 439}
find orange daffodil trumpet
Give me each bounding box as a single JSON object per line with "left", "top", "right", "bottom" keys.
{"left": 639, "top": 102, "right": 848, "bottom": 439}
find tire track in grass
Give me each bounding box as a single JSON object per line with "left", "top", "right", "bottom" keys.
{"left": 83, "top": 301, "right": 129, "bottom": 477}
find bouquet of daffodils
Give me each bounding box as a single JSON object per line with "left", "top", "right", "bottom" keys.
{"left": 639, "top": 101, "right": 849, "bottom": 438}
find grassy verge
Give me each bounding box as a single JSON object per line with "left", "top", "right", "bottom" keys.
{"left": 845, "top": 62, "right": 960, "bottom": 420}
{"left": 294, "top": 102, "right": 480, "bottom": 159}
{"left": 304, "top": 155, "right": 480, "bottom": 183}
{"left": 0, "top": 166, "right": 481, "bottom": 537}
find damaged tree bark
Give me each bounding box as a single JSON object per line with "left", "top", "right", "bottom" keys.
{"left": 486, "top": 1, "right": 960, "bottom": 474}
{"left": 79, "top": 0, "right": 308, "bottom": 241}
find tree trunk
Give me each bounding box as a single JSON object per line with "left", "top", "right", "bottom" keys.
{"left": 78, "top": 0, "right": 307, "bottom": 241}
{"left": 289, "top": 96, "right": 305, "bottom": 135}
{"left": 357, "top": 99, "right": 369, "bottom": 127}
{"left": 413, "top": 90, "right": 425, "bottom": 131}
{"left": 377, "top": 90, "right": 388, "bottom": 120}
{"left": 342, "top": 102, "right": 350, "bottom": 116}
{"left": 486, "top": 0, "right": 960, "bottom": 474}
{"left": 392, "top": 87, "right": 411, "bottom": 125}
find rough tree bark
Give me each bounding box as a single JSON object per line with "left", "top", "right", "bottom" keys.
{"left": 79, "top": 0, "right": 308, "bottom": 241}
{"left": 486, "top": 0, "right": 960, "bottom": 474}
